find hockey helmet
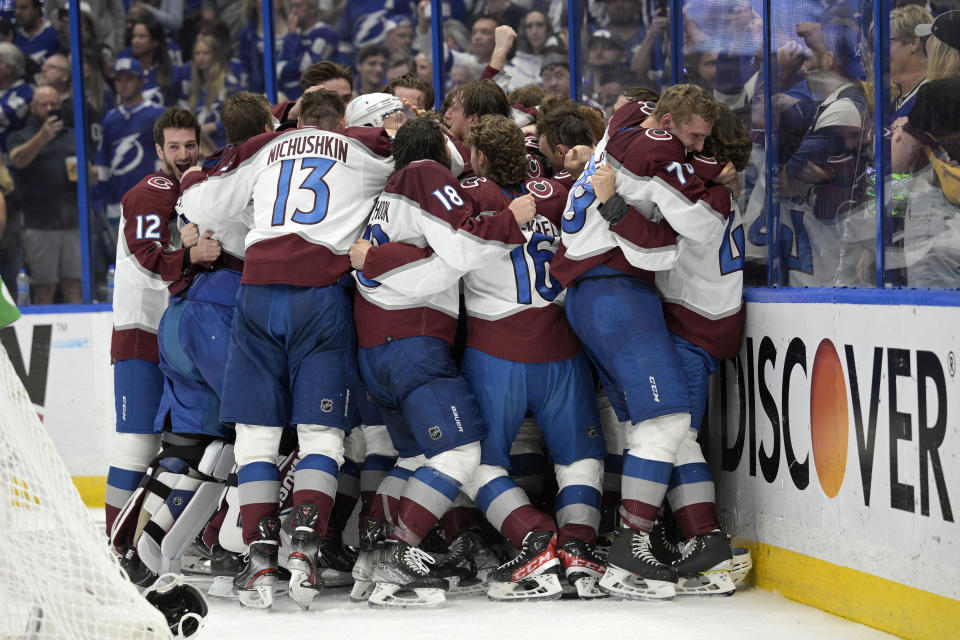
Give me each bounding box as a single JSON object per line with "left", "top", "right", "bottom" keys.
{"left": 345, "top": 92, "right": 406, "bottom": 128}
{"left": 144, "top": 573, "right": 208, "bottom": 638}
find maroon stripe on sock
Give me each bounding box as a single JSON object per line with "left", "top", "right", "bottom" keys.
{"left": 202, "top": 505, "right": 228, "bottom": 549}
{"left": 395, "top": 498, "right": 442, "bottom": 546}
{"left": 441, "top": 506, "right": 483, "bottom": 543}
{"left": 500, "top": 504, "right": 556, "bottom": 549}
{"left": 292, "top": 490, "right": 335, "bottom": 536}
{"left": 673, "top": 502, "right": 719, "bottom": 538}
{"left": 240, "top": 502, "right": 280, "bottom": 545}
{"left": 557, "top": 523, "right": 597, "bottom": 546}
{"left": 105, "top": 505, "right": 120, "bottom": 537}
{"left": 618, "top": 499, "right": 657, "bottom": 532}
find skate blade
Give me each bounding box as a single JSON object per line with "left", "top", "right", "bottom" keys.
{"left": 730, "top": 548, "right": 752, "bottom": 585}
{"left": 571, "top": 576, "right": 608, "bottom": 599}
{"left": 349, "top": 580, "right": 374, "bottom": 602}
{"left": 181, "top": 556, "right": 212, "bottom": 576}
{"left": 367, "top": 582, "right": 446, "bottom": 608}
{"left": 487, "top": 573, "right": 563, "bottom": 602}
{"left": 208, "top": 576, "right": 287, "bottom": 600}
{"left": 677, "top": 568, "right": 736, "bottom": 597}
{"left": 598, "top": 567, "right": 676, "bottom": 601}
{"left": 445, "top": 574, "right": 488, "bottom": 597}
{"left": 238, "top": 583, "right": 275, "bottom": 609}
{"left": 288, "top": 569, "right": 322, "bottom": 609}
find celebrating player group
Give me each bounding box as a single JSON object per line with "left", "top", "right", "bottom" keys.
{"left": 103, "top": 36, "right": 754, "bottom": 620}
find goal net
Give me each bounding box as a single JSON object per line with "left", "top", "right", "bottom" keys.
{"left": 0, "top": 345, "right": 171, "bottom": 639}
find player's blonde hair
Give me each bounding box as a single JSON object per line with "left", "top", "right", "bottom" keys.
{"left": 651, "top": 83, "right": 719, "bottom": 127}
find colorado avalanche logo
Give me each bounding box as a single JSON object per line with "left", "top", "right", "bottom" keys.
{"left": 460, "top": 177, "right": 483, "bottom": 189}
{"left": 645, "top": 129, "right": 673, "bottom": 141}
{"left": 526, "top": 153, "right": 543, "bottom": 178}
{"left": 693, "top": 154, "right": 718, "bottom": 165}
{"left": 640, "top": 101, "right": 657, "bottom": 115}
{"left": 148, "top": 176, "right": 174, "bottom": 190}
{"left": 526, "top": 179, "right": 555, "bottom": 199}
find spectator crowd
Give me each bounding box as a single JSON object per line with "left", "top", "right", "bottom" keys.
{"left": 0, "top": 0, "right": 958, "bottom": 302}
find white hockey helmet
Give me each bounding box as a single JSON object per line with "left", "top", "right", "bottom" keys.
{"left": 345, "top": 92, "right": 405, "bottom": 128}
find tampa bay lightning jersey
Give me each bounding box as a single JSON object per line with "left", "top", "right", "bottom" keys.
{"left": 0, "top": 80, "right": 33, "bottom": 152}
{"left": 15, "top": 21, "right": 59, "bottom": 66}
{"left": 96, "top": 101, "right": 165, "bottom": 209}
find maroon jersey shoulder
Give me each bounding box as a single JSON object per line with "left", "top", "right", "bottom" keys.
{"left": 122, "top": 172, "right": 180, "bottom": 219}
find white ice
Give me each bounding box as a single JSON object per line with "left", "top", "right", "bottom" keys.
{"left": 89, "top": 508, "right": 893, "bottom": 640}
{"left": 197, "top": 583, "right": 894, "bottom": 640}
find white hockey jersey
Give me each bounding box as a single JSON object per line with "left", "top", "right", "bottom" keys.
{"left": 177, "top": 126, "right": 394, "bottom": 287}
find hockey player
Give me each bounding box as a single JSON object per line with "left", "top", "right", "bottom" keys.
{"left": 550, "top": 84, "right": 734, "bottom": 601}
{"left": 176, "top": 88, "right": 394, "bottom": 610}
{"left": 456, "top": 115, "right": 607, "bottom": 600}
{"left": 124, "top": 92, "right": 278, "bottom": 583}
{"left": 106, "top": 107, "right": 216, "bottom": 556}
{"left": 348, "top": 115, "right": 536, "bottom": 607}
{"left": 593, "top": 102, "right": 750, "bottom": 596}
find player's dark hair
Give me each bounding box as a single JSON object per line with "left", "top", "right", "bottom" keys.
{"left": 466, "top": 115, "right": 527, "bottom": 187}
{"left": 537, "top": 107, "right": 593, "bottom": 152}
{"left": 384, "top": 73, "right": 435, "bottom": 110}
{"left": 702, "top": 102, "right": 752, "bottom": 172}
{"left": 222, "top": 91, "right": 273, "bottom": 145}
{"left": 154, "top": 107, "right": 201, "bottom": 147}
{"left": 507, "top": 84, "right": 547, "bottom": 108}
{"left": 621, "top": 86, "right": 660, "bottom": 104}
{"left": 299, "top": 88, "right": 346, "bottom": 130}
{"left": 392, "top": 116, "right": 449, "bottom": 173}
{"left": 301, "top": 61, "right": 354, "bottom": 93}
{"left": 459, "top": 79, "right": 509, "bottom": 119}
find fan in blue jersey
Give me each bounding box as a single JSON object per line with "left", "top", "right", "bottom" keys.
{"left": 118, "top": 16, "right": 178, "bottom": 107}
{"left": 277, "top": 0, "right": 341, "bottom": 101}
{"left": 175, "top": 34, "right": 242, "bottom": 154}
{"left": 96, "top": 58, "right": 165, "bottom": 225}
{"left": 13, "top": 0, "right": 59, "bottom": 67}
{"left": 0, "top": 42, "right": 33, "bottom": 153}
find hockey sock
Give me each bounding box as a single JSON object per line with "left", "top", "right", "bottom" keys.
{"left": 237, "top": 462, "right": 280, "bottom": 545}
{"left": 327, "top": 459, "right": 361, "bottom": 537}
{"left": 394, "top": 466, "right": 463, "bottom": 546}
{"left": 666, "top": 432, "right": 719, "bottom": 538}
{"left": 467, "top": 464, "right": 556, "bottom": 550}
{"left": 439, "top": 493, "right": 483, "bottom": 543}
{"left": 106, "top": 432, "right": 161, "bottom": 536}
{"left": 360, "top": 454, "right": 396, "bottom": 523}
{"left": 619, "top": 413, "right": 689, "bottom": 532}
{"left": 554, "top": 458, "right": 603, "bottom": 546}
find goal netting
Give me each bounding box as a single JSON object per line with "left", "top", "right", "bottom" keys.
{"left": 0, "top": 345, "right": 171, "bottom": 639}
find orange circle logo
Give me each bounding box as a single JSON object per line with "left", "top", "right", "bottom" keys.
{"left": 810, "top": 339, "right": 849, "bottom": 498}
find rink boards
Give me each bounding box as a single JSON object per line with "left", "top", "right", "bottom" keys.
{"left": 705, "top": 289, "right": 960, "bottom": 639}
{"left": 3, "top": 295, "right": 959, "bottom": 638}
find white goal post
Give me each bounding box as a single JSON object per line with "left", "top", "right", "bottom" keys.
{"left": 0, "top": 345, "right": 171, "bottom": 639}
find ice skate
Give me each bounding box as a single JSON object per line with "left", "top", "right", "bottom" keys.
{"left": 432, "top": 530, "right": 496, "bottom": 596}
{"left": 350, "top": 517, "right": 387, "bottom": 602}
{"left": 233, "top": 517, "right": 280, "bottom": 609}
{"left": 672, "top": 530, "right": 735, "bottom": 596}
{"left": 558, "top": 539, "right": 608, "bottom": 599}
{"left": 317, "top": 534, "right": 359, "bottom": 587}
{"left": 286, "top": 504, "right": 323, "bottom": 609}
{"left": 730, "top": 546, "right": 753, "bottom": 585}
{"left": 368, "top": 540, "right": 447, "bottom": 608}
{"left": 486, "top": 531, "right": 562, "bottom": 602}
{"left": 598, "top": 527, "right": 678, "bottom": 601}
{"left": 649, "top": 519, "right": 683, "bottom": 565}
{"left": 182, "top": 541, "right": 244, "bottom": 577}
